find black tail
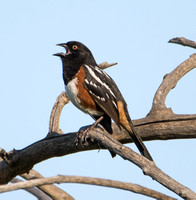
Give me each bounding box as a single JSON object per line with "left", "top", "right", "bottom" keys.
{"left": 126, "top": 120, "right": 153, "bottom": 161}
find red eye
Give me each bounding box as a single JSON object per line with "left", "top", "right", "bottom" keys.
{"left": 72, "top": 45, "right": 78, "bottom": 50}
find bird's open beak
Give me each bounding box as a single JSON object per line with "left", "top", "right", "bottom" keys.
{"left": 53, "top": 43, "right": 70, "bottom": 57}
{"left": 57, "top": 43, "right": 70, "bottom": 55}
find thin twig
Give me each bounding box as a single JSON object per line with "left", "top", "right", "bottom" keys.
{"left": 3, "top": 175, "right": 176, "bottom": 200}
{"left": 169, "top": 37, "right": 196, "bottom": 49}
{"left": 98, "top": 62, "right": 118, "bottom": 69}
{"left": 21, "top": 169, "right": 74, "bottom": 200}
{"left": 11, "top": 178, "right": 52, "bottom": 200}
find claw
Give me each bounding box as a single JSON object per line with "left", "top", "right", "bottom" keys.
{"left": 77, "top": 128, "right": 91, "bottom": 146}
{"left": 76, "top": 116, "right": 104, "bottom": 147}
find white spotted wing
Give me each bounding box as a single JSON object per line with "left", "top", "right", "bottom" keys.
{"left": 83, "top": 64, "right": 125, "bottom": 125}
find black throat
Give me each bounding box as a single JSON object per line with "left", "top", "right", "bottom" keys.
{"left": 62, "top": 54, "right": 97, "bottom": 85}
{"left": 62, "top": 57, "right": 81, "bottom": 85}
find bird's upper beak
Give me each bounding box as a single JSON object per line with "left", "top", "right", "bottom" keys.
{"left": 56, "top": 43, "right": 67, "bottom": 48}
{"left": 53, "top": 43, "right": 70, "bottom": 57}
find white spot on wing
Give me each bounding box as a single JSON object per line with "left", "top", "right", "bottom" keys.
{"left": 85, "top": 79, "right": 89, "bottom": 84}
{"left": 95, "top": 66, "right": 111, "bottom": 79}
{"left": 84, "top": 65, "right": 116, "bottom": 98}
{"left": 89, "top": 90, "right": 101, "bottom": 100}
{"left": 89, "top": 80, "right": 98, "bottom": 88}
{"left": 112, "top": 100, "right": 118, "bottom": 109}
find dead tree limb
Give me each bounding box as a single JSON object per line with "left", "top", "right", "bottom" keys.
{"left": 169, "top": 37, "right": 196, "bottom": 49}
{"left": 20, "top": 169, "right": 74, "bottom": 200}
{"left": 149, "top": 53, "right": 196, "bottom": 117}
{"left": 3, "top": 175, "right": 177, "bottom": 200}
{"left": 11, "top": 178, "right": 52, "bottom": 200}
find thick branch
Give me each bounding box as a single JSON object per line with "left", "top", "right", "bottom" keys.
{"left": 86, "top": 129, "right": 196, "bottom": 199}
{"left": 2, "top": 128, "right": 196, "bottom": 199}
{"left": 3, "top": 175, "right": 176, "bottom": 200}
{"left": 1, "top": 110, "right": 196, "bottom": 184}
{"left": 0, "top": 112, "right": 195, "bottom": 186}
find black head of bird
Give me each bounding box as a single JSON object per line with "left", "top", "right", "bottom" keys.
{"left": 53, "top": 41, "right": 96, "bottom": 66}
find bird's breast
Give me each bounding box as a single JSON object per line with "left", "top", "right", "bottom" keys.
{"left": 65, "top": 77, "right": 80, "bottom": 109}
{"left": 65, "top": 75, "right": 103, "bottom": 117}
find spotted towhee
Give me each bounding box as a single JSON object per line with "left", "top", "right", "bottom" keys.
{"left": 54, "top": 41, "right": 153, "bottom": 161}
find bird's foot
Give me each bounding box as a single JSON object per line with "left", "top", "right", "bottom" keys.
{"left": 76, "top": 116, "right": 104, "bottom": 147}
{"left": 77, "top": 127, "right": 92, "bottom": 146}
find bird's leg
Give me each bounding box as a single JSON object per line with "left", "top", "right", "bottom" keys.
{"left": 77, "top": 116, "right": 104, "bottom": 146}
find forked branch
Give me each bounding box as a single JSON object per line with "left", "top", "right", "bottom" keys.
{"left": 149, "top": 53, "right": 196, "bottom": 117}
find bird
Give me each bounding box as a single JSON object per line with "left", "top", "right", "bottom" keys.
{"left": 54, "top": 41, "right": 153, "bottom": 161}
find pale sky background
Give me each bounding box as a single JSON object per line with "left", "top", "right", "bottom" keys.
{"left": 0, "top": 1, "right": 196, "bottom": 199}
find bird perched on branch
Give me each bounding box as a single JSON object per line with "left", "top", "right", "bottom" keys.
{"left": 54, "top": 41, "right": 153, "bottom": 161}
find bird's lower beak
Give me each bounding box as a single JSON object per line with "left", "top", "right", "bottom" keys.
{"left": 53, "top": 52, "right": 66, "bottom": 57}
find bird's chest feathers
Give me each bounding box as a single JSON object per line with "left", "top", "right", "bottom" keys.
{"left": 65, "top": 77, "right": 80, "bottom": 108}
{"left": 65, "top": 67, "right": 103, "bottom": 116}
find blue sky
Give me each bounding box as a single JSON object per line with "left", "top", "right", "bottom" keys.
{"left": 0, "top": 1, "right": 196, "bottom": 199}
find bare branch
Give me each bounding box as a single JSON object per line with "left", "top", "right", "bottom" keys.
{"left": 4, "top": 175, "right": 176, "bottom": 200}
{"left": 21, "top": 169, "right": 74, "bottom": 200}
{"left": 0, "top": 126, "right": 196, "bottom": 199}
{"left": 86, "top": 129, "right": 196, "bottom": 199}
{"left": 10, "top": 178, "right": 52, "bottom": 200}
{"left": 148, "top": 53, "right": 196, "bottom": 117}
{"left": 98, "top": 62, "right": 118, "bottom": 69}
{"left": 169, "top": 37, "right": 196, "bottom": 49}
{"left": 49, "top": 92, "right": 69, "bottom": 134}
{"left": 0, "top": 112, "right": 196, "bottom": 185}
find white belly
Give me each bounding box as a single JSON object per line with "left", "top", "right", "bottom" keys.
{"left": 65, "top": 78, "right": 103, "bottom": 116}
